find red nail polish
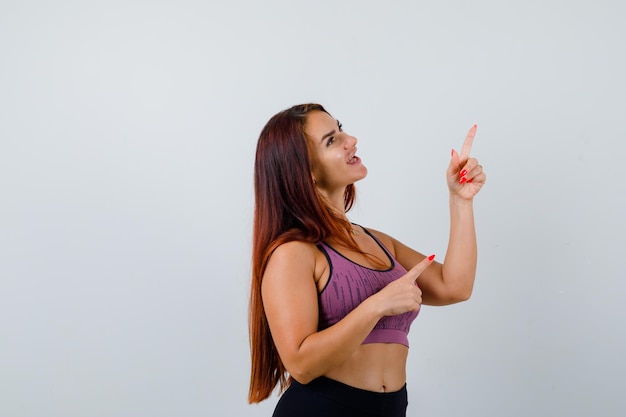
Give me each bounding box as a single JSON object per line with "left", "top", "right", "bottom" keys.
{"left": 467, "top": 179, "right": 473, "bottom": 183}
{"left": 428, "top": 254, "right": 435, "bottom": 261}
{"left": 459, "top": 177, "right": 467, "bottom": 184}
{"left": 460, "top": 169, "right": 467, "bottom": 177}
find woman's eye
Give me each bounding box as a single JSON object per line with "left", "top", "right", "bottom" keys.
{"left": 327, "top": 137, "right": 335, "bottom": 146}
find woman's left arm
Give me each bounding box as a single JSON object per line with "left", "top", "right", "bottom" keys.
{"left": 382, "top": 125, "right": 486, "bottom": 306}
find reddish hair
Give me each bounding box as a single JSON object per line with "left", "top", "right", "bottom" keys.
{"left": 248, "top": 104, "right": 358, "bottom": 403}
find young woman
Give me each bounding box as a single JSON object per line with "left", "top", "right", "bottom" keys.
{"left": 248, "top": 104, "right": 486, "bottom": 417}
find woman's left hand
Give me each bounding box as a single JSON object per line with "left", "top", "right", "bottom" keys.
{"left": 446, "top": 125, "right": 486, "bottom": 200}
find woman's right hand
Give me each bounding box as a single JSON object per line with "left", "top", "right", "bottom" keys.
{"left": 372, "top": 255, "right": 435, "bottom": 316}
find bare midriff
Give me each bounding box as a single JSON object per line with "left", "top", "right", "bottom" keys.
{"left": 323, "top": 343, "right": 408, "bottom": 393}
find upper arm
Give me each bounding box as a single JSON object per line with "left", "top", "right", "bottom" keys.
{"left": 367, "top": 228, "right": 453, "bottom": 306}
{"left": 261, "top": 241, "right": 320, "bottom": 368}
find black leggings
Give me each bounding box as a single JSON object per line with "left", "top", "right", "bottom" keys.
{"left": 272, "top": 376, "right": 408, "bottom": 417}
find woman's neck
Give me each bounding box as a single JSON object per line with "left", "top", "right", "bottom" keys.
{"left": 317, "top": 188, "right": 349, "bottom": 221}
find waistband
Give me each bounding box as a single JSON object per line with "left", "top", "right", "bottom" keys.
{"left": 294, "top": 376, "right": 407, "bottom": 416}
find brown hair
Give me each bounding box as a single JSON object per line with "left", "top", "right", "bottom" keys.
{"left": 248, "top": 104, "right": 360, "bottom": 403}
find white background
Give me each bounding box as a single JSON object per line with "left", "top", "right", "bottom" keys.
{"left": 1, "top": 1, "right": 625, "bottom": 416}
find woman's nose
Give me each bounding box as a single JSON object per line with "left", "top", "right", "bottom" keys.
{"left": 344, "top": 134, "right": 357, "bottom": 148}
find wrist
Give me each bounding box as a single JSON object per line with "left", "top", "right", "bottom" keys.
{"left": 449, "top": 194, "right": 474, "bottom": 207}
{"left": 363, "top": 294, "right": 386, "bottom": 320}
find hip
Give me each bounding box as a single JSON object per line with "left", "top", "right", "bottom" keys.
{"left": 272, "top": 376, "right": 408, "bottom": 417}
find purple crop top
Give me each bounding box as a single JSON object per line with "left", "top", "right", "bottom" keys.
{"left": 316, "top": 229, "right": 419, "bottom": 347}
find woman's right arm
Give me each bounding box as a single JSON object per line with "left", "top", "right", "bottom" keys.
{"left": 261, "top": 241, "right": 433, "bottom": 384}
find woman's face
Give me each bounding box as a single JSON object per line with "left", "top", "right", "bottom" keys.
{"left": 305, "top": 110, "right": 367, "bottom": 192}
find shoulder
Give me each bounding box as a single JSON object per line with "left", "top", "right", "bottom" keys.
{"left": 265, "top": 240, "right": 331, "bottom": 293}
{"left": 264, "top": 240, "right": 321, "bottom": 282}
{"left": 271, "top": 240, "right": 318, "bottom": 260}
{"left": 262, "top": 240, "right": 322, "bottom": 300}
{"left": 268, "top": 240, "right": 317, "bottom": 268}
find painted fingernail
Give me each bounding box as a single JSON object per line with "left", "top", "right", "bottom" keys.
{"left": 460, "top": 169, "right": 468, "bottom": 177}
{"left": 459, "top": 177, "right": 467, "bottom": 184}
{"left": 467, "top": 179, "right": 473, "bottom": 183}
{"left": 428, "top": 254, "right": 435, "bottom": 261}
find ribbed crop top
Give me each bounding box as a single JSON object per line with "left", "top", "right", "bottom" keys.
{"left": 316, "top": 229, "right": 419, "bottom": 347}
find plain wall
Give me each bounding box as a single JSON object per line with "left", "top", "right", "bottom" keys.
{"left": 1, "top": 1, "right": 625, "bottom": 416}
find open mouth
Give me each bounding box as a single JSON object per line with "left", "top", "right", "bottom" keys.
{"left": 347, "top": 148, "right": 359, "bottom": 164}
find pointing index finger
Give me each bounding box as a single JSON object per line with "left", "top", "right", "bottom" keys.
{"left": 406, "top": 254, "right": 435, "bottom": 283}
{"left": 460, "top": 124, "right": 477, "bottom": 160}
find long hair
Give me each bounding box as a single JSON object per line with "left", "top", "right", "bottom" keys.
{"left": 248, "top": 104, "right": 358, "bottom": 403}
